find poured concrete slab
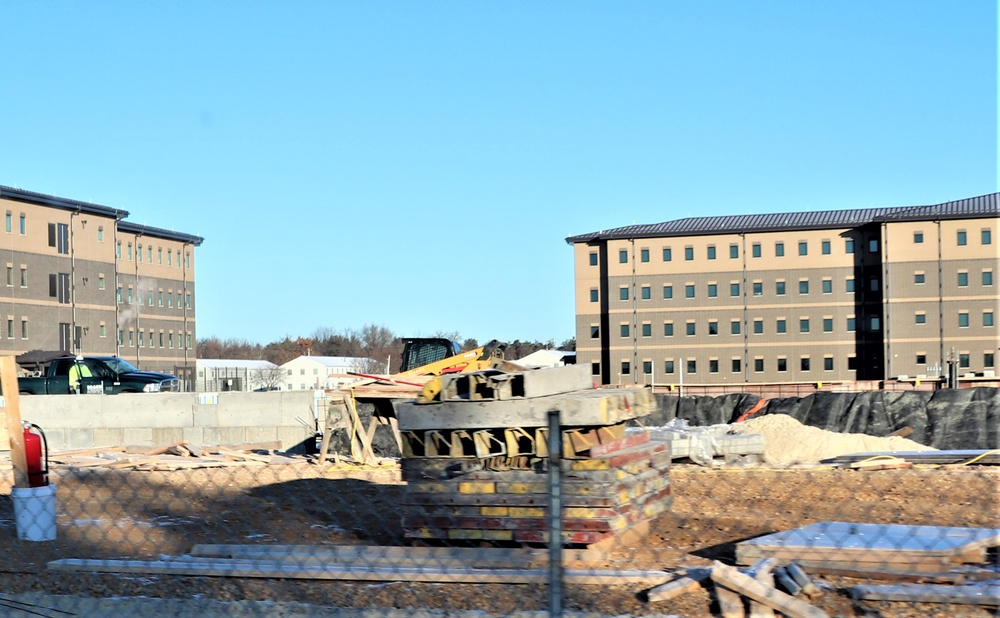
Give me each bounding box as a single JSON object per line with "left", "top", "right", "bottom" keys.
{"left": 394, "top": 387, "right": 655, "bottom": 431}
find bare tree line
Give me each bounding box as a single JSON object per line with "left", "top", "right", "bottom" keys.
{"left": 198, "top": 325, "right": 575, "bottom": 373}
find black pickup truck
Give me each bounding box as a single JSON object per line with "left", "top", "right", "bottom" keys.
{"left": 15, "top": 352, "right": 179, "bottom": 395}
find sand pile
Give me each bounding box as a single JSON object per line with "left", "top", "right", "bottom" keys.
{"left": 740, "top": 414, "right": 935, "bottom": 465}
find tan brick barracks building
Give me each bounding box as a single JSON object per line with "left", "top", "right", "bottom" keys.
{"left": 568, "top": 193, "right": 999, "bottom": 386}
{"left": 0, "top": 186, "right": 203, "bottom": 378}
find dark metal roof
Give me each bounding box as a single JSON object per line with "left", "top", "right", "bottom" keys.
{"left": 0, "top": 185, "right": 128, "bottom": 219}
{"left": 566, "top": 193, "right": 1000, "bottom": 244}
{"left": 119, "top": 221, "right": 204, "bottom": 246}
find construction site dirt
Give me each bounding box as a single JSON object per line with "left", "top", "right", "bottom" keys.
{"left": 0, "top": 461, "right": 997, "bottom": 617}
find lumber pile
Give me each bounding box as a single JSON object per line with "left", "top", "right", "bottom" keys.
{"left": 393, "top": 365, "right": 667, "bottom": 546}
{"left": 47, "top": 442, "right": 301, "bottom": 471}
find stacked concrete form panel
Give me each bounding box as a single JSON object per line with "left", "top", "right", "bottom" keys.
{"left": 394, "top": 367, "right": 669, "bottom": 547}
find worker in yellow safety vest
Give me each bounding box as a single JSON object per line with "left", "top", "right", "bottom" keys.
{"left": 68, "top": 358, "right": 93, "bottom": 394}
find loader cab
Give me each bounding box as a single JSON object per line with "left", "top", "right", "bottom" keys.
{"left": 399, "top": 338, "right": 461, "bottom": 373}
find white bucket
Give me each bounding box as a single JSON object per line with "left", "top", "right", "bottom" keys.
{"left": 11, "top": 483, "right": 57, "bottom": 541}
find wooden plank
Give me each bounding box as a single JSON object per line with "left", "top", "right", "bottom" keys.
{"left": 710, "top": 562, "right": 829, "bottom": 618}
{"left": 48, "top": 557, "right": 669, "bottom": 585}
{"left": 394, "top": 388, "right": 656, "bottom": 431}
{"left": 191, "top": 543, "right": 601, "bottom": 565}
{"left": 850, "top": 583, "right": 1000, "bottom": 605}
{"left": 645, "top": 568, "right": 711, "bottom": 602}
{"left": 800, "top": 564, "right": 971, "bottom": 584}
{"left": 1, "top": 355, "right": 29, "bottom": 488}
{"left": 749, "top": 559, "right": 777, "bottom": 618}
{"left": 715, "top": 583, "right": 746, "bottom": 618}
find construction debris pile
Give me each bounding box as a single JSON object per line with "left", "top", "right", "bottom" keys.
{"left": 45, "top": 442, "right": 301, "bottom": 472}
{"left": 392, "top": 365, "right": 671, "bottom": 546}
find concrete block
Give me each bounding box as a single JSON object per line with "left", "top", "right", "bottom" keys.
{"left": 202, "top": 426, "right": 245, "bottom": 446}
{"left": 151, "top": 427, "right": 184, "bottom": 446}
{"left": 93, "top": 428, "right": 125, "bottom": 448}
{"left": 65, "top": 428, "right": 96, "bottom": 450}
{"left": 277, "top": 427, "right": 313, "bottom": 451}
{"left": 123, "top": 428, "right": 154, "bottom": 446}
{"left": 244, "top": 426, "right": 278, "bottom": 443}
{"left": 182, "top": 427, "right": 206, "bottom": 445}
{"left": 192, "top": 407, "right": 218, "bottom": 427}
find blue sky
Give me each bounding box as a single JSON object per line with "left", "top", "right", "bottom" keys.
{"left": 1, "top": 2, "right": 996, "bottom": 346}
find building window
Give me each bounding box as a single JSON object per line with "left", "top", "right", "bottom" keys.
{"left": 686, "top": 359, "right": 697, "bottom": 374}
{"left": 642, "top": 360, "right": 653, "bottom": 375}
{"left": 753, "top": 319, "right": 763, "bottom": 334}
{"left": 754, "top": 358, "right": 764, "bottom": 372}
{"left": 846, "top": 278, "right": 855, "bottom": 293}
{"left": 642, "top": 323, "right": 652, "bottom": 337}
{"left": 730, "top": 244, "right": 739, "bottom": 259}
{"left": 868, "top": 239, "right": 879, "bottom": 253}
{"left": 823, "top": 317, "right": 833, "bottom": 332}
{"left": 97, "top": 226, "right": 104, "bottom": 242}
{"left": 732, "top": 358, "right": 741, "bottom": 373}
{"left": 618, "top": 249, "right": 628, "bottom": 263}
{"left": 824, "top": 357, "right": 834, "bottom": 371}
{"left": 167, "top": 250, "right": 173, "bottom": 266}
{"left": 753, "top": 282, "right": 762, "bottom": 296}
{"left": 709, "top": 359, "right": 719, "bottom": 373}
{"left": 798, "top": 241, "right": 808, "bottom": 256}
{"left": 915, "top": 313, "right": 926, "bottom": 324}
{"left": 983, "top": 229, "right": 992, "bottom": 245}
{"left": 641, "top": 285, "right": 651, "bottom": 300}
{"left": 870, "top": 316, "right": 881, "bottom": 330}
{"left": 148, "top": 246, "right": 153, "bottom": 262}
{"left": 664, "top": 322, "right": 674, "bottom": 336}
{"left": 127, "top": 243, "right": 133, "bottom": 260}
{"left": 707, "top": 245, "right": 716, "bottom": 260}
{"left": 664, "top": 360, "right": 675, "bottom": 374}
{"left": 984, "top": 311, "right": 994, "bottom": 327}
{"left": 800, "top": 318, "right": 810, "bottom": 333}
{"left": 137, "top": 245, "right": 143, "bottom": 262}
{"left": 845, "top": 238, "right": 855, "bottom": 254}
{"left": 914, "top": 232, "right": 924, "bottom": 244}
{"left": 848, "top": 356, "right": 858, "bottom": 371}
{"left": 590, "top": 289, "right": 598, "bottom": 302}
{"left": 589, "top": 252, "right": 598, "bottom": 266}
{"left": 731, "top": 320, "right": 741, "bottom": 335}
{"left": 7, "top": 319, "right": 12, "bottom": 339}
{"left": 19, "top": 214, "right": 25, "bottom": 235}
{"left": 158, "top": 248, "right": 163, "bottom": 264}
{"left": 685, "top": 284, "right": 695, "bottom": 298}
{"left": 19, "top": 267, "right": 26, "bottom": 288}
{"left": 590, "top": 325, "right": 599, "bottom": 339}
{"left": 870, "top": 278, "right": 879, "bottom": 291}
{"left": 775, "top": 242, "right": 784, "bottom": 257}
{"left": 621, "top": 361, "right": 630, "bottom": 375}
{"left": 821, "top": 240, "right": 831, "bottom": 254}
{"left": 957, "top": 231, "right": 967, "bottom": 246}
{"left": 686, "top": 321, "right": 696, "bottom": 336}
{"left": 5, "top": 266, "right": 11, "bottom": 287}
{"left": 986, "top": 353, "right": 995, "bottom": 368}
{"left": 799, "top": 280, "right": 809, "bottom": 295}
{"left": 663, "top": 247, "right": 672, "bottom": 262}
{"left": 730, "top": 282, "right": 740, "bottom": 297}
{"left": 777, "top": 358, "right": 787, "bottom": 372}
{"left": 707, "top": 283, "right": 717, "bottom": 298}
{"left": 959, "top": 353, "right": 970, "bottom": 368}
{"left": 49, "top": 273, "right": 70, "bottom": 304}
{"left": 847, "top": 317, "right": 856, "bottom": 332}
{"left": 620, "top": 287, "right": 629, "bottom": 301}
{"left": 684, "top": 246, "right": 694, "bottom": 261}
{"left": 775, "top": 281, "right": 786, "bottom": 295}
{"left": 591, "top": 362, "right": 600, "bottom": 376}
{"left": 116, "top": 286, "right": 122, "bottom": 304}
{"left": 186, "top": 293, "right": 191, "bottom": 308}
{"left": 776, "top": 319, "right": 786, "bottom": 334}
{"left": 620, "top": 324, "right": 630, "bottom": 337}
{"left": 914, "top": 272, "right": 925, "bottom": 284}
{"left": 49, "top": 223, "right": 70, "bottom": 255}
{"left": 158, "top": 291, "right": 164, "bottom": 306}
{"left": 640, "top": 248, "right": 649, "bottom": 263}
{"left": 4, "top": 212, "right": 9, "bottom": 234}
{"left": 801, "top": 357, "right": 810, "bottom": 371}
{"left": 752, "top": 243, "right": 761, "bottom": 258}
{"left": 663, "top": 285, "right": 673, "bottom": 299}
{"left": 958, "top": 272, "right": 969, "bottom": 287}
{"left": 708, "top": 320, "right": 718, "bottom": 335}
{"left": 822, "top": 279, "right": 832, "bottom": 294}
{"left": 984, "top": 271, "right": 994, "bottom": 286}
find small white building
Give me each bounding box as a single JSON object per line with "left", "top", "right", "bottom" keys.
{"left": 279, "top": 355, "right": 378, "bottom": 391}
{"left": 515, "top": 349, "right": 577, "bottom": 369}
{"left": 195, "top": 359, "right": 281, "bottom": 392}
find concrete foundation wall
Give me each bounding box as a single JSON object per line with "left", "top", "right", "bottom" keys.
{"left": 10, "top": 391, "right": 320, "bottom": 452}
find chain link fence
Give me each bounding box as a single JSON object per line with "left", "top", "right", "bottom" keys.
{"left": 1, "top": 379, "right": 997, "bottom": 617}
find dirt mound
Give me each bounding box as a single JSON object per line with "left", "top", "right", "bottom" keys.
{"left": 740, "top": 413, "right": 935, "bottom": 465}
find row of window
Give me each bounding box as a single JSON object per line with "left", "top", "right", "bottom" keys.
{"left": 596, "top": 309, "right": 994, "bottom": 339}
{"left": 604, "top": 351, "right": 996, "bottom": 377}
{"left": 116, "top": 286, "right": 192, "bottom": 309}
{"left": 599, "top": 270, "right": 994, "bottom": 303}
{"left": 117, "top": 329, "right": 193, "bottom": 349}
{"left": 116, "top": 241, "right": 190, "bottom": 269}
{"left": 594, "top": 228, "right": 994, "bottom": 266}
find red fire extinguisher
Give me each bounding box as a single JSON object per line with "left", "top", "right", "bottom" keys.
{"left": 22, "top": 422, "right": 49, "bottom": 488}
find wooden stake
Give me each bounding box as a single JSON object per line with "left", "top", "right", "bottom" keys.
{"left": 1, "top": 355, "right": 29, "bottom": 488}
{"left": 711, "top": 561, "right": 829, "bottom": 618}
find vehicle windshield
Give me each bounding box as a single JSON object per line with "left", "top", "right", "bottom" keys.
{"left": 101, "top": 358, "right": 141, "bottom": 374}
